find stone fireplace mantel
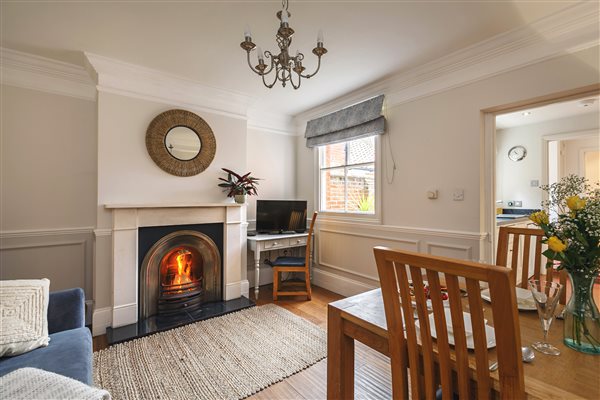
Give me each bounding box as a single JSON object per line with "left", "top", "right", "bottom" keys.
{"left": 105, "top": 203, "right": 248, "bottom": 328}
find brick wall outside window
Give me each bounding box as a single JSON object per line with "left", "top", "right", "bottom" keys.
{"left": 319, "top": 136, "right": 375, "bottom": 213}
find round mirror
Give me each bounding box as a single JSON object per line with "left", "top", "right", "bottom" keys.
{"left": 146, "top": 109, "right": 216, "bottom": 177}
{"left": 165, "top": 126, "right": 201, "bottom": 161}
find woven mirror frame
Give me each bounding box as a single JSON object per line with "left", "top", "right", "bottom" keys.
{"left": 146, "top": 109, "right": 216, "bottom": 177}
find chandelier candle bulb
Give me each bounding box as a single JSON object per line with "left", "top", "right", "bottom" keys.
{"left": 317, "top": 29, "right": 324, "bottom": 44}
{"left": 257, "top": 47, "right": 264, "bottom": 62}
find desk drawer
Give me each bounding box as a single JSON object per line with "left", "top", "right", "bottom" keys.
{"left": 290, "top": 237, "right": 308, "bottom": 246}
{"left": 263, "top": 239, "right": 288, "bottom": 250}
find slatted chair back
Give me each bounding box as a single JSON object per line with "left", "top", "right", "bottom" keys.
{"left": 374, "top": 246, "right": 524, "bottom": 400}
{"left": 272, "top": 211, "right": 317, "bottom": 300}
{"left": 496, "top": 226, "right": 567, "bottom": 303}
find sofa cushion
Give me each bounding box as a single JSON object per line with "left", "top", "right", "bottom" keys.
{"left": 0, "top": 327, "right": 92, "bottom": 385}
{"left": 0, "top": 279, "right": 50, "bottom": 357}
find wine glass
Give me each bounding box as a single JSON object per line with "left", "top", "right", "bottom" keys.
{"left": 528, "top": 278, "right": 564, "bottom": 356}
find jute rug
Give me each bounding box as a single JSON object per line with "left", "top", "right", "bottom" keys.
{"left": 93, "top": 304, "right": 326, "bottom": 400}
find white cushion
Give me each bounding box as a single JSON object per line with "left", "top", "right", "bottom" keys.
{"left": 0, "top": 367, "right": 111, "bottom": 400}
{"left": 0, "top": 279, "right": 50, "bottom": 357}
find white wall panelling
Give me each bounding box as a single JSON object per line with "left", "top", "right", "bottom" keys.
{"left": 311, "top": 220, "right": 485, "bottom": 295}
{"left": 0, "top": 228, "right": 94, "bottom": 309}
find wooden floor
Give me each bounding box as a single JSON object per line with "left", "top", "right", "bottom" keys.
{"left": 93, "top": 284, "right": 393, "bottom": 399}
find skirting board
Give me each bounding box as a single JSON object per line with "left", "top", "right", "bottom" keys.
{"left": 312, "top": 267, "right": 378, "bottom": 298}
{"left": 225, "top": 280, "right": 249, "bottom": 300}
{"left": 92, "top": 307, "right": 113, "bottom": 336}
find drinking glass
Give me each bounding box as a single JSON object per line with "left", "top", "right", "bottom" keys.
{"left": 528, "top": 278, "right": 564, "bottom": 356}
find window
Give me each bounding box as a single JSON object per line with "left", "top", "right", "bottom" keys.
{"left": 319, "top": 136, "right": 376, "bottom": 215}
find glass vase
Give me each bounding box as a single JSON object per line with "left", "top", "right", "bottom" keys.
{"left": 563, "top": 271, "right": 600, "bottom": 354}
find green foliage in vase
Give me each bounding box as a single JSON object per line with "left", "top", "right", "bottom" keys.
{"left": 217, "top": 168, "right": 260, "bottom": 197}
{"left": 529, "top": 174, "right": 600, "bottom": 277}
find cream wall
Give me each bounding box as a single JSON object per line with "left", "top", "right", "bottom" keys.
{"left": 245, "top": 127, "right": 297, "bottom": 287}
{"left": 0, "top": 84, "right": 96, "bottom": 305}
{"left": 496, "top": 113, "right": 600, "bottom": 209}
{"left": 296, "top": 46, "right": 600, "bottom": 296}
{"left": 97, "top": 92, "right": 247, "bottom": 207}
{"left": 245, "top": 128, "right": 296, "bottom": 222}
{"left": 563, "top": 136, "right": 600, "bottom": 178}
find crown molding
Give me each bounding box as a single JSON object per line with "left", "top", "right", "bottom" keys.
{"left": 247, "top": 109, "right": 296, "bottom": 136}
{"left": 0, "top": 47, "right": 96, "bottom": 101}
{"left": 294, "top": 2, "right": 600, "bottom": 126}
{"left": 84, "top": 52, "right": 255, "bottom": 120}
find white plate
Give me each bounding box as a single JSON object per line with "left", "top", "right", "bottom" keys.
{"left": 415, "top": 311, "right": 496, "bottom": 349}
{"left": 480, "top": 287, "right": 537, "bottom": 311}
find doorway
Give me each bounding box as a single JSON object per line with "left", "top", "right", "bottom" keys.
{"left": 481, "top": 86, "right": 600, "bottom": 264}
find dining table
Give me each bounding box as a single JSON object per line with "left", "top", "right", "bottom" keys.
{"left": 327, "top": 288, "right": 600, "bottom": 399}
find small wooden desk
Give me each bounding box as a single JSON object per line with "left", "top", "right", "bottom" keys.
{"left": 327, "top": 289, "right": 600, "bottom": 399}
{"left": 247, "top": 232, "right": 312, "bottom": 297}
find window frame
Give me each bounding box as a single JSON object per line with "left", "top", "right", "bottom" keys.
{"left": 315, "top": 135, "right": 382, "bottom": 223}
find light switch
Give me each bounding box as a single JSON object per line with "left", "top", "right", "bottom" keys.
{"left": 531, "top": 180, "right": 539, "bottom": 187}
{"left": 453, "top": 188, "right": 464, "bottom": 201}
{"left": 427, "top": 190, "right": 438, "bottom": 199}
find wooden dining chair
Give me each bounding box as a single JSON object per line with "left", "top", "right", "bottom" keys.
{"left": 496, "top": 226, "right": 567, "bottom": 303}
{"left": 270, "top": 212, "right": 317, "bottom": 301}
{"left": 374, "top": 247, "right": 525, "bottom": 400}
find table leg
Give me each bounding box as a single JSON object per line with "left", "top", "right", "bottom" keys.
{"left": 327, "top": 305, "right": 355, "bottom": 400}
{"left": 254, "top": 251, "right": 261, "bottom": 298}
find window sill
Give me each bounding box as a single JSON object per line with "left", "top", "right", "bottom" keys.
{"left": 317, "top": 211, "right": 382, "bottom": 225}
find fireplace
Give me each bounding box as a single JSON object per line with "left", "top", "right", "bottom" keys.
{"left": 97, "top": 203, "right": 250, "bottom": 337}
{"left": 139, "top": 225, "right": 222, "bottom": 320}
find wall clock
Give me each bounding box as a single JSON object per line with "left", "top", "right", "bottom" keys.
{"left": 508, "top": 145, "right": 527, "bottom": 162}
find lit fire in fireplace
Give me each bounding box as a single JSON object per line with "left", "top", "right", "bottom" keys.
{"left": 172, "top": 249, "right": 192, "bottom": 286}
{"left": 160, "top": 247, "right": 202, "bottom": 298}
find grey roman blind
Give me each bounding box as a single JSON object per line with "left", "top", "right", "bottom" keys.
{"left": 305, "top": 95, "right": 385, "bottom": 148}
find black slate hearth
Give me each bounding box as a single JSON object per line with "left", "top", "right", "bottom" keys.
{"left": 106, "top": 296, "right": 255, "bottom": 345}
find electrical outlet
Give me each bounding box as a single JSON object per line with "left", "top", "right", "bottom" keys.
{"left": 531, "top": 180, "right": 539, "bottom": 187}
{"left": 514, "top": 201, "right": 522, "bottom": 207}
{"left": 453, "top": 188, "right": 464, "bottom": 201}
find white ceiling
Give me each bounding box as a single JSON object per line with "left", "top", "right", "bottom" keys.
{"left": 496, "top": 96, "right": 600, "bottom": 129}
{"left": 0, "top": 1, "right": 579, "bottom": 116}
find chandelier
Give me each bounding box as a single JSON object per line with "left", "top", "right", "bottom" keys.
{"left": 240, "top": 0, "right": 327, "bottom": 90}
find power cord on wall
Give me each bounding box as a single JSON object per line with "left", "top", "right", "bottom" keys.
{"left": 383, "top": 101, "right": 397, "bottom": 184}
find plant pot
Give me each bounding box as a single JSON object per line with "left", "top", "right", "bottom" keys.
{"left": 234, "top": 194, "right": 247, "bottom": 204}
{"left": 563, "top": 271, "right": 600, "bottom": 354}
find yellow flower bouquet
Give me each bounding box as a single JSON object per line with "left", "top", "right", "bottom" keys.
{"left": 529, "top": 174, "right": 600, "bottom": 354}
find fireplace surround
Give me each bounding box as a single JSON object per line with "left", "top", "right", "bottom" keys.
{"left": 105, "top": 203, "right": 249, "bottom": 329}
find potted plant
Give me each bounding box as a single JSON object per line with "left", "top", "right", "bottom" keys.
{"left": 218, "top": 168, "right": 260, "bottom": 204}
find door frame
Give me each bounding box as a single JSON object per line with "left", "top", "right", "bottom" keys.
{"left": 480, "top": 84, "right": 599, "bottom": 264}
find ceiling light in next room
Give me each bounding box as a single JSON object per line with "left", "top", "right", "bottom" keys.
{"left": 578, "top": 98, "right": 597, "bottom": 107}
{"left": 240, "top": 0, "right": 327, "bottom": 90}
{"left": 521, "top": 111, "right": 532, "bottom": 116}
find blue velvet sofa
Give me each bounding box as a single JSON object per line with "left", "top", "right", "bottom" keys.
{"left": 0, "top": 288, "right": 93, "bottom": 384}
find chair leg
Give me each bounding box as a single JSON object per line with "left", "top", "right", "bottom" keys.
{"left": 305, "top": 270, "right": 312, "bottom": 300}
{"left": 273, "top": 268, "right": 278, "bottom": 301}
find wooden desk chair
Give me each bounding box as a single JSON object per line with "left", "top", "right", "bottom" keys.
{"left": 496, "top": 226, "right": 567, "bottom": 303}
{"left": 374, "top": 247, "right": 524, "bottom": 399}
{"left": 270, "top": 212, "right": 317, "bottom": 301}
